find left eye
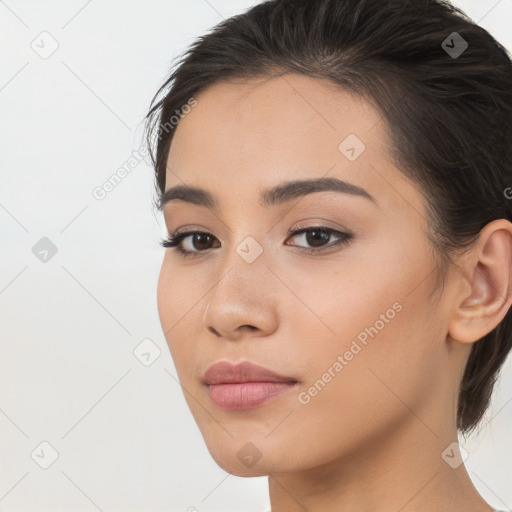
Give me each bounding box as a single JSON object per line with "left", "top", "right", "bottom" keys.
{"left": 159, "top": 226, "right": 353, "bottom": 257}
{"left": 288, "top": 226, "right": 352, "bottom": 251}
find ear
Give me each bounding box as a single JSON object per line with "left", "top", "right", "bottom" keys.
{"left": 448, "top": 219, "right": 512, "bottom": 344}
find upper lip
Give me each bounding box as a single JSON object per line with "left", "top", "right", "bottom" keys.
{"left": 203, "top": 361, "right": 298, "bottom": 385}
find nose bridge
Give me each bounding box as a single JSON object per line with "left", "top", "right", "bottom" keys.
{"left": 203, "top": 235, "right": 278, "bottom": 336}
{"left": 210, "top": 234, "right": 269, "bottom": 305}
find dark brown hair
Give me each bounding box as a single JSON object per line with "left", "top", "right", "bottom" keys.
{"left": 144, "top": 0, "right": 512, "bottom": 435}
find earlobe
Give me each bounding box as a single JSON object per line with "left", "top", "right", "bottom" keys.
{"left": 448, "top": 219, "right": 512, "bottom": 344}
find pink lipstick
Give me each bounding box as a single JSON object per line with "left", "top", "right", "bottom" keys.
{"left": 203, "top": 361, "right": 298, "bottom": 411}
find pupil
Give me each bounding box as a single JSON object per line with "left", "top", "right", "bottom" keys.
{"left": 306, "top": 229, "right": 329, "bottom": 247}
{"left": 194, "top": 233, "right": 212, "bottom": 250}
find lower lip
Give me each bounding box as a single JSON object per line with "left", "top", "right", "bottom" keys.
{"left": 207, "top": 382, "right": 297, "bottom": 410}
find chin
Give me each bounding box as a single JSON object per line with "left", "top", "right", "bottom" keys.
{"left": 213, "top": 455, "right": 273, "bottom": 477}
{"left": 204, "top": 442, "right": 280, "bottom": 477}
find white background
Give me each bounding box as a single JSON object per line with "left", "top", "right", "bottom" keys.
{"left": 1, "top": 1, "right": 511, "bottom": 511}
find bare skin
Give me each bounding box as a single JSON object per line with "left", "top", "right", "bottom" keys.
{"left": 157, "top": 72, "right": 512, "bottom": 512}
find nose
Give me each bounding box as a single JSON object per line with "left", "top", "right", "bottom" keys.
{"left": 202, "top": 259, "right": 279, "bottom": 342}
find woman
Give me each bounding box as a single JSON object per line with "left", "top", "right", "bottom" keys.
{"left": 144, "top": 0, "right": 512, "bottom": 510}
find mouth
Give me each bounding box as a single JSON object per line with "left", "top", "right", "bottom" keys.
{"left": 203, "top": 360, "right": 298, "bottom": 385}
{"left": 202, "top": 360, "right": 299, "bottom": 411}
{"left": 207, "top": 381, "right": 299, "bottom": 410}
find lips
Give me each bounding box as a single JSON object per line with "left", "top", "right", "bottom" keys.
{"left": 203, "top": 360, "right": 297, "bottom": 385}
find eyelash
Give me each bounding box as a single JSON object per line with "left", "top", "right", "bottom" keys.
{"left": 159, "top": 223, "right": 353, "bottom": 258}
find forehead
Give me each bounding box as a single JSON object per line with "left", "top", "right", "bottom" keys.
{"left": 165, "top": 73, "right": 419, "bottom": 217}
{"left": 168, "top": 73, "right": 386, "bottom": 171}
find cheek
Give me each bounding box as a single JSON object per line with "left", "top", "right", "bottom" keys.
{"left": 285, "top": 241, "right": 439, "bottom": 417}
{"left": 157, "top": 256, "right": 198, "bottom": 364}
{"left": 156, "top": 258, "right": 174, "bottom": 333}
{"left": 291, "top": 226, "right": 435, "bottom": 360}
{"left": 291, "top": 297, "right": 437, "bottom": 449}
{"left": 157, "top": 254, "right": 200, "bottom": 328}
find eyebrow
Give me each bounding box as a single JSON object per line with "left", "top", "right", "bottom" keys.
{"left": 158, "top": 176, "right": 378, "bottom": 211}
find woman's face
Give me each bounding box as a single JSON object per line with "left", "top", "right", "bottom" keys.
{"left": 157, "top": 73, "right": 465, "bottom": 476}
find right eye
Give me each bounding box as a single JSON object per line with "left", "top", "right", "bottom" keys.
{"left": 160, "top": 231, "right": 220, "bottom": 257}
